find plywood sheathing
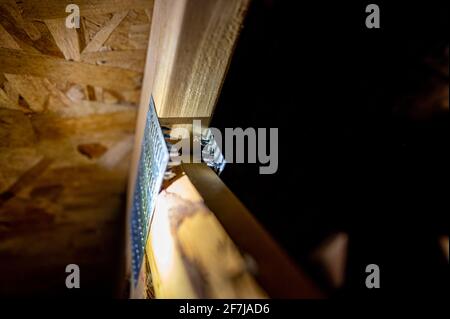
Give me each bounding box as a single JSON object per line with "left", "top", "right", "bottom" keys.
{"left": 0, "top": 0, "right": 153, "bottom": 296}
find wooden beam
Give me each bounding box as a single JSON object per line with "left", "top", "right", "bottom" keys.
{"left": 143, "top": 165, "right": 266, "bottom": 298}
{"left": 21, "top": 0, "right": 154, "bottom": 20}
{"left": 183, "top": 164, "right": 324, "bottom": 298}
{"left": 0, "top": 48, "right": 142, "bottom": 91}
{"left": 127, "top": 0, "right": 250, "bottom": 296}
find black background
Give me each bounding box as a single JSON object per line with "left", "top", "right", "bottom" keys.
{"left": 210, "top": 0, "right": 449, "bottom": 297}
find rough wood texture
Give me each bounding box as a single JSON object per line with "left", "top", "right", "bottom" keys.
{"left": 82, "top": 11, "right": 129, "bottom": 53}
{"left": 81, "top": 50, "right": 147, "bottom": 72}
{"left": 0, "top": 0, "right": 153, "bottom": 296}
{"left": 44, "top": 18, "right": 81, "bottom": 61}
{"left": 127, "top": 0, "right": 250, "bottom": 296}
{"left": 20, "top": 0, "right": 153, "bottom": 19}
{"left": 0, "top": 48, "right": 142, "bottom": 91}
{"left": 144, "top": 165, "right": 266, "bottom": 298}
{"left": 144, "top": 0, "right": 249, "bottom": 118}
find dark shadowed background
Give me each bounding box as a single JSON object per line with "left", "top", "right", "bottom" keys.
{"left": 210, "top": 0, "right": 449, "bottom": 297}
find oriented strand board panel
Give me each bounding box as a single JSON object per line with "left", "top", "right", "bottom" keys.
{"left": 20, "top": 0, "right": 154, "bottom": 19}
{"left": 0, "top": 0, "right": 153, "bottom": 296}
{"left": 0, "top": 48, "right": 142, "bottom": 91}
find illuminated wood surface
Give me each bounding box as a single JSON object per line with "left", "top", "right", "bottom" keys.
{"left": 127, "top": 0, "right": 250, "bottom": 296}
{"left": 144, "top": 165, "right": 266, "bottom": 298}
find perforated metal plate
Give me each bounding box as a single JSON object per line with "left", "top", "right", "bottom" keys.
{"left": 131, "top": 97, "right": 169, "bottom": 285}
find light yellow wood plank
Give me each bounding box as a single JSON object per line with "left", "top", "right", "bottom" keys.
{"left": 127, "top": 1, "right": 249, "bottom": 294}
{"left": 144, "top": 0, "right": 249, "bottom": 118}
{"left": 145, "top": 171, "right": 266, "bottom": 298}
